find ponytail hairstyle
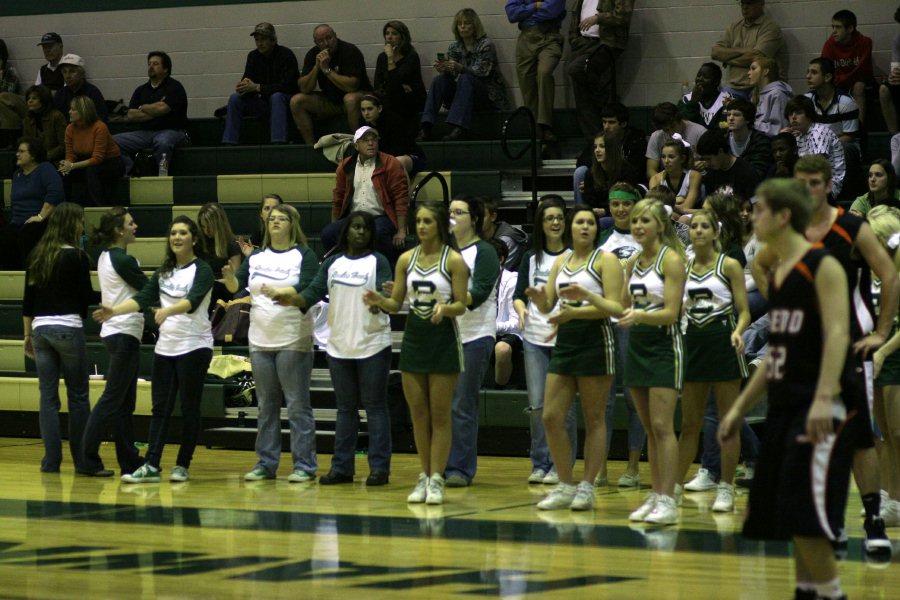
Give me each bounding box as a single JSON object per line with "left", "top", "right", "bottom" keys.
{"left": 662, "top": 133, "right": 693, "bottom": 170}
{"left": 703, "top": 190, "right": 744, "bottom": 253}
{"left": 89, "top": 206, "right": 130, "bottom": 248}
{"left": 630, "top": 198, "right": 685, "bottom": 258}
{"left": 28, "top": 202, "right": 85, "bottom": 287}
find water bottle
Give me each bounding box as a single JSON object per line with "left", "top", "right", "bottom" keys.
{"left": 158, "top": 153, "right": 169, "bottom": 177}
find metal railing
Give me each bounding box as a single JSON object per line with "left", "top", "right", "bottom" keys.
{"left": 409, "top": 170, "right": 449, "bottom": 215}
{"left": 501, "top": 106, "right": 539, "bottom": 223}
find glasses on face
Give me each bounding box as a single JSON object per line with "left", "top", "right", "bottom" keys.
{"left": 543, "top": 215, "right": 564, "bottom": 223}
{"left": 449, "top": 209, "right": 470, "bottom": 217}
{"left": 268, "top": 216, "right": 290, "bottom": 223}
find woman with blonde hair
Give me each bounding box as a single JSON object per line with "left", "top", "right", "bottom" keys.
{"left": 196, "top": 202, "right": 242, "bottom": 307}
{"left": 749, "top": 54, "right": 793, "bottom": 137}
{"left": 58, "top": 95, "right": 124, "bottom": 205}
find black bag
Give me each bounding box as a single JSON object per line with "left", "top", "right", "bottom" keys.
{"left": 131, "top": 148, "right": 158, "bottom": 178}
{"left": 211, "top": 299, "right": 251, "bottom": 345}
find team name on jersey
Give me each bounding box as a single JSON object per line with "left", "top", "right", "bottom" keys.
{"left": 330, "top": 269, "right": 370, "bottom": 287}
{"left": 249, "top": 264, "right": 295, "bottom": 283}
{"left": 160, "top": 279, "right": 190, "bottom": 299}
{"left": 769, "top": 308, "right": 804, "bottom": 334}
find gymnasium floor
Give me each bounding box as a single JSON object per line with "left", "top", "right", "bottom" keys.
{"left": 0, "top": 437, "right": 897, "bottom": 599}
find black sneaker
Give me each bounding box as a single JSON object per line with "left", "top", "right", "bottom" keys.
{"left": 319, "top": 470, "right": 354, "bottom": 485}
{"left": 864, "top": 516, "right": 892, "bottom": 564}
{"left": 365, "top": 471, "right": 390, "bottom": 487}
{"left": 832, "top": 528, "right": 848, "bottom": 561}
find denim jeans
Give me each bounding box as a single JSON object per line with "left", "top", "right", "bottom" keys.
{"left": 522, "top": 339, "right": 577, "bottom": 472}
{"left": 326, "top": 346, "right": 392, "bottom": 475}
{"left": 222, "top": 92, "right": 290, "bottom": 144}
{"left": 700, "top": 393, "right": 760, "bottom": 478}
{"left": 322, "top": 215, "right": 396, "bottom": 263}
{"left": 573, "top": 165, "right": 588, "bottom": 205}
{"left": 145, "top": 348, "right": 213, "bottom": 470}
{"left": 113, "top": 129, "right": 188, "bottom": 174}
{"left": 81, "top": 334, "right": 143, "bottom": 474}
{"left": 605, "top": 327, "right": 646, "bottom": 453}
{"left": 32, "top": 325, "right": 90, "bottom": 472}
{"left": 251, "top": 349, "right": 317, "bottom": 475}
{"left": 421, "top": 72, "right": 492, "bottom": 131}
{"left": 445, "top": 336, "right": 494, "bottom": 482}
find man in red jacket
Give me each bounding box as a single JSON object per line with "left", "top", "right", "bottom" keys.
{"left": 324, "top": 125, "right": 409, "bottom": 261}
{"left": 821, "top": 9, "right": 873, "bottom": 125}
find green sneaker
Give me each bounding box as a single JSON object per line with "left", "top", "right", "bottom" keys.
{"left": 121, "top": 464, "right": 161, "bottom": 484}
{"left": 288, "top": 470, "right": 315, "bottom": 483}
{"left": 244, "top": 467, "right": 274, "bottom": 481}
{"left": 170, "top": 466, "right": 189, "bottom": 482}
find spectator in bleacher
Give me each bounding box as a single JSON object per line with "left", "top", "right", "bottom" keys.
{"left": 0, "top": 137, "right": 63, "bottom": 270}
{"left": 678, "top": 63, "right": 730, "bottom": 130}
{"left": 22, "top": 85, "right": 66, "bottom": 164}
{"left": 35, "top": 32, "right": 65, "bottom": 93}
{"left": 644, "top": 102, "right": 706, "bottom": 182}
{"left": 505, "top": 0, "right": 566, "bottom": 156}
{"left": 724, "top": 97, "right": 772, "bottom": 180}
{"left": 566, "top": 0, "right": 634, "bottom": 141}
{"left": 749, "top": 54, "right": 792, "bottom": 137}
{"left": 879, "top": 6, "right": 900, "bottom": 135}
{"left": 696, "top": 128, "right": 761, "bottom": 204}
{"left": 481, "top": 196, "right": 528, "bottom": 271}
{"left": 223, "top": 204, "right": 320, "bottom": 484}
{"left": 240, "top": 193, "right": 283, "bottom": 256}
{"left": 291, "top": 24, "right": 370, "bottom": 145}
{"left": 324, "top": 126, "right": 409, "bottom": 261}
{"left": 95, "top": 216, "right": 214, "bottom": 484}
{"left": 822, "top": 9, "right": 873, "bottom": 125}
{"left": 221, "top": 22, "right": 299, "bottom": 146}
{"left": 23, "top": 202, "right": 95, "bottom": 473}
{"left": 360, "top": 93, "right": 426, "bottom": 176}
{"left": 373, "top": 21, "right": 426, "bottom": 129}
{"left": 574, "top": 103, "right": 647, "bottom": 203}
{"left": 274, "top": 211, "right": 393, "bottom": 486}
{"left": 59, "top": 95, "right": 124, "bottom": 206}
{"left": 81, "top": 207, "right": 147, "bottom": 477}
{"left": 850, "top": 159, "right": 900, "bottom": 218}
{"left": 490, "top": 238, "right": 520, "bottom": 389}
{"left": 445, "top": 195, "right": 502, "bottom": 488}
{"left": 514, "top": 195, "right": 576, "bottom": 484}
{"left": 648, "top": 136, "right": 702, "bottom": 218}
{"left": 417, "top": 8, "right": 510, "bottom": 142}
{"left": 0, "top": 39, "right": 26, "bottom": 138}
{"left": 195, "top": 203, "right": 242, "bottom": 310}
{"left": 767, "top": 130, "right": 797, "bottom": 178}
{"left": 784, "top": 95, "right": 846, "bottom": 198}
{"left": 113, "top": 51, "right": 188, "bottom": 177}
{"left": 53, "top": 54, "right": 108, "bottom": 123}
{"left": 580, "top": 132, "right": 638, "bottom": 221}
{"left": 711, "top": 0, "right": 785, "bottom": 100}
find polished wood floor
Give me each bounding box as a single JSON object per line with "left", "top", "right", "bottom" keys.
{"left": 0, "top": 437, "right": 897, "bottom": 599}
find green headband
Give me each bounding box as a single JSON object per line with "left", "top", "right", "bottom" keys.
{"left": 609, "top": 190, "right": 639, "bottom": 202}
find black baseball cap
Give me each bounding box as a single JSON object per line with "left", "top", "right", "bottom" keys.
{"left": 38, "top": 32, "right": 62, "bottom": 46}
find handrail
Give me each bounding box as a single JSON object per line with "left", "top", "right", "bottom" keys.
{"left": 500, "top": 106, "right": 539, "bottom": 223}
{"left": 410, "top": 170, "right": 450, "bottom": 214}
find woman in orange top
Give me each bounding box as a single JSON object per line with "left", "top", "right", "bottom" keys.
{"left": 59, "top": 95, "right": 124, "bottom": 206}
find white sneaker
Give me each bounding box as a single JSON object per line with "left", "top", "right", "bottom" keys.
{"left": 862, "top": 490, "right": 890, "bottom": 518}
{"left": 287, "top": 470, "right": 315, "bottom": 483}
{"left": 617, "top": 472, "right": 640, "bottom": 488}
{"left": 528, "top": 468, "right": 547, "bottom": 484}
{"left": 712, "top": 482, "right": 735, "bottom": 512}
{"left": 684, "top": 468, "right": 717, "bottom": 491}
{"left": 170, "top": 465, "right": 189, "bottom": 482}
{"left": 537, "top": 483, "right": 576, "bottom": 510}
{"left": 542, "top": 469, "right": 560, "bottom": 485}
{"left": 629, "top": 493, "right": 659, "bottom": 522}
{"left": 570, "top": 481, "right": 595, "bottom": 511}
{"left": 882, "top": 499, "right": 900, "bottom": 527}
{"left": 645, "top": 495, "right": 679, "bottom": 524}
{"left": 121, "top": 463, "right": 160, "bottom": 484}
{"left": 426, "top": 474, "right": 445, "bottom": 505}
{"left": 674, "top": 483, "right": 684, "bottom": 507}
{"left": 407, "top": 473, "right": 429, "bottom": 503}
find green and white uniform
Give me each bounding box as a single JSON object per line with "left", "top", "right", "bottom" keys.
{"left": 624, "top": 246, "right": 684, "bottom": 389}
{"left": 682, "top": 253, "right": 749, "bottom": 381}
{"left": 97, "top": 247, "right": 148, "bottom": 341}
{"left": 873, "top": 277, "right": 900, "bottom": 386}
{"left": 548, "top": 247, "right": 615, "bottom": 376}
{"left": 398, "top": 245, "right": 463, "bottom": 374}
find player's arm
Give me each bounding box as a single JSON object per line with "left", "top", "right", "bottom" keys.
{"left": 751, "top": 242, "right": 777, "bottom": 299}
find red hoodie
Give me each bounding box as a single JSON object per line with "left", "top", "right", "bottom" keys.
{"left": 821, "top": 30, "right": 873, "bottom": 90}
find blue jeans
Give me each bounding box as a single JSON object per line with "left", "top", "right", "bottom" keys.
{"left": 421, "top": 72, "right": 492, "bottom": 131}
{"left": 113, "top": 129, "right": 188, "bottom": 175}
{"left": 322, "top": 215, "right": 396, "bottom": 263}
{"left": 145, "top": 348, "right": 213, "bottom": 470}
{"left": 81, "top": 334, "right": 143, "bottom": 474}
{"left": 33, "top": 325, "right": 90, "bottom": 472}
{"left": 326, "top": 346, "right": 392, "bottom": 475}
{"left": 523, "top": 339, "right": 577, "bottom": 472}
{"left": 573, "top": 165, "right": 588, "bottom": 205}
{"left": 222, "top": 92, "right": 290, "bottom": 144}
{"left": 700, "top": 394, "right": 760, "bottom": 478}
{"left": 445, "top": 336, "right": 494, "bottom": 482}
{"left": 605, "top": 327, "right": 646, "bottom": 453}
{"left": 251, "top": 349, "right": 316, "bottom": 475}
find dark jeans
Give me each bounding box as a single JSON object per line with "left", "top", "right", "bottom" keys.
{"left": 420, "top": 72, "right": 492, "bottom": 131}
{"left": 322, "top": 214, "right": 396, "bottom": 263}
{"left": 566, "top": 41, "right": 622, "bottom": 140}
{"left": 32, "top": 325, "right": 90, "bottom": 472}
{"left": 222, "top": 92, "right": 290, "bottom": 144}
{"left": 145, "top": 348, "right": 213, "bottom": 470}
{"left": 326, "top": 346, "right": 393, "bottom": 475}
{"left": 0, "top": 220, "right": 47, "bottom": 270}
{"left": 700, "top": 394, "right": 761, "bottom": 479}
{"left": 81, "top": 334, "right": 143, "bottom": 474}
{"left": 62, "top": 155, "right": 126, "bottom": 206}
